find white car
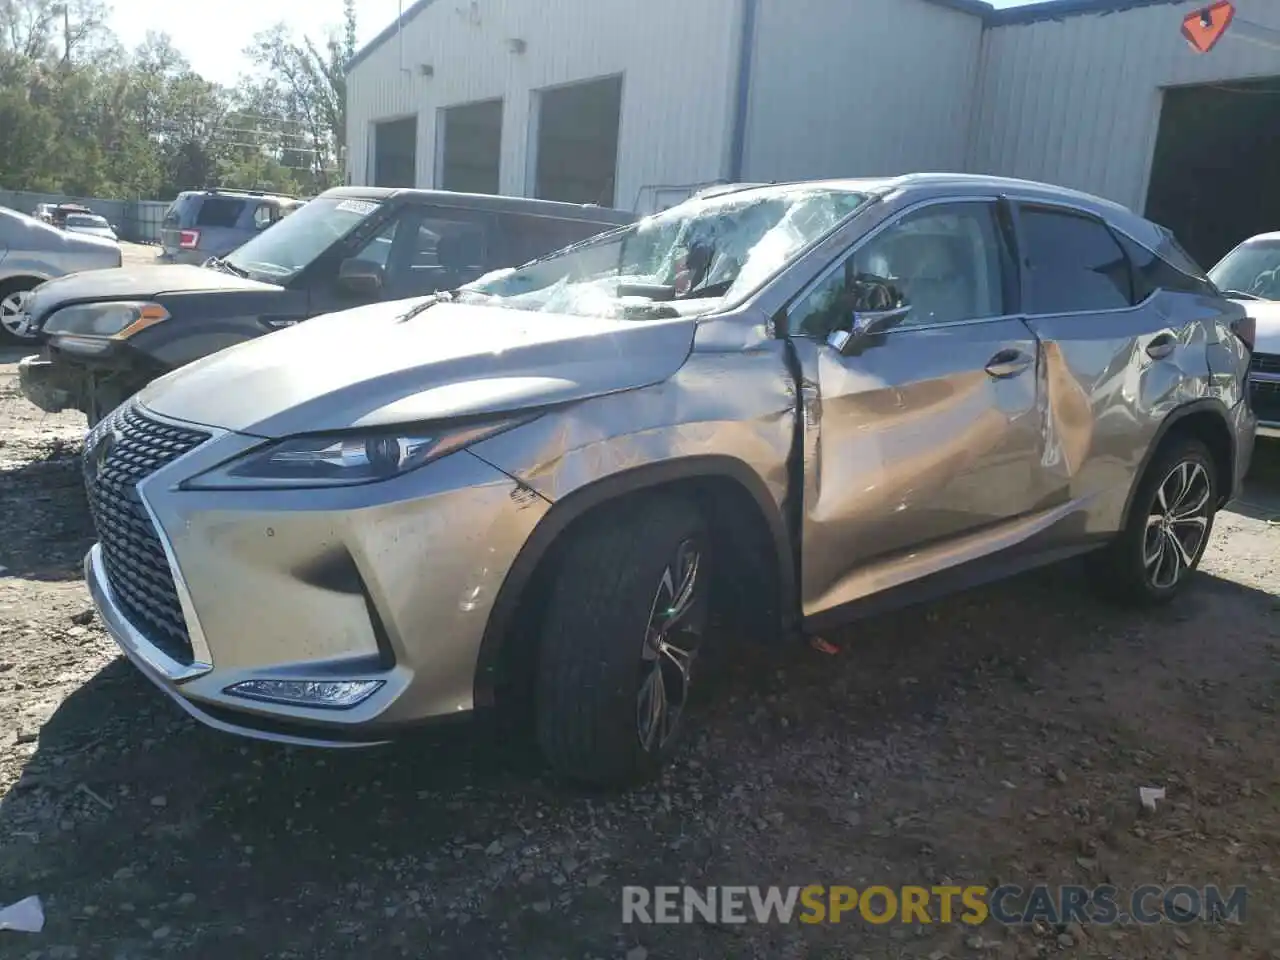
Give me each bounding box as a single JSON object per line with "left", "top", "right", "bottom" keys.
{"left": 1208, "top": 232, "right": 1280, "bottom": 438}
{"left": 61, "top": 213, "right": 119, "bottom": 243}
{"left": 0, "top": 206, "right": 122, "bottom": 345}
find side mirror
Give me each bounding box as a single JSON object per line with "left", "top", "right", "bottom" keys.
{"left": 338, "top": 257, "right": 384, "bottom": 295}
{"left": 852, "top": 304, "right": 911, "bottom": 337}
{"left": 826, "top": 305, "right": 911, "bottom": 355}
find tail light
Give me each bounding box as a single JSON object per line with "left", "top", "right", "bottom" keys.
{"left": 178, "top": 229, "right": 200, "bottom": 249}
{"left": 1231, "top": 314, "right": 1256, "bottom": 352}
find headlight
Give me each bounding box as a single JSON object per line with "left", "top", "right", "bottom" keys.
{"left": 183, "top": 416, "right": 536, "bottom": 490}
{"left": 43, "top": 301, "right": 168, "bottom": 338}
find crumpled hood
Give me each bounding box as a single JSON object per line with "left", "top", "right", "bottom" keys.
{"left": 1233, "top": 298, "right": 1280, "bottom": 354}
{"left": 27, "top": 265, "right": 278, "bottom": 327}
{"left": 138, "top": 298, "right": 697, "bottom": 438}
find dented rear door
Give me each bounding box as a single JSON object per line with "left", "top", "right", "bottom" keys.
{"left": 1014, "top": 202, "right": 1222, "bottom": 533}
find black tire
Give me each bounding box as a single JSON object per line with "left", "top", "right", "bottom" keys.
{"left": 0, "top": 277, "right": 42, "bottom": 346}
{"left": 1090, "top": 436, "right": 1218, "bottom": 605}
{"left": 536, "top": 496, "right": 711, "bottom": 787}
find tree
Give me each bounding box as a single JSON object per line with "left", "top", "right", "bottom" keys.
{"left": 240, "top": 0, "right": 356, "bottom": 191}
{"left": 0, "top": 0, "right": 356, "bottom": 201}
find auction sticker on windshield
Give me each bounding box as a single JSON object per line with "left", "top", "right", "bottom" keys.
{"left": 336, "top": 200, "right": 379, "bottom": 216}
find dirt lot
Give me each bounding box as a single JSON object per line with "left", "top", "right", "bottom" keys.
{"left": 1, "top": 345, "right": 1278, "bottom": 959}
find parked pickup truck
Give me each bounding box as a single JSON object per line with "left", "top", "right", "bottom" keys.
{"left": 18, "top": 187, "right": 634, "bottom": 424}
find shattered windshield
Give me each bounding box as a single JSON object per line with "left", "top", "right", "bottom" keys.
{"left": 455, "top": 187, "right": 869, "bottom": 319}
{"left": 225, "top": 196, "right": 383, "bottom": 282}
{"left": 1209, "top": 240, "right": 1280, "bottom": 299}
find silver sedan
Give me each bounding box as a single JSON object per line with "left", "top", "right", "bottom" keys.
{"left": 0, "top": 205, "right": 123, "bottom": 345}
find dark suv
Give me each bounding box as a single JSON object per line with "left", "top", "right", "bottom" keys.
{"left": 18, "top": 187, "right": 634, "bottom": 423}
{"left": 160, "top": 189, "right": 305, "bottom": 265}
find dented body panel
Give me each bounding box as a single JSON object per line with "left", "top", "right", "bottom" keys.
{"left": 76, "top": 174, "right": 1256, "bottom": 749}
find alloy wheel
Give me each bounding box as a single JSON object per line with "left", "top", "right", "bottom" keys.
{"left": 0, "top": 290, "right": 35, "bottom": 340}
{"left": 636, "top": 538, "right": 704, "bottom": 753}
{"left": 1143, "top": 459, "right": 1212, "bottom": 590}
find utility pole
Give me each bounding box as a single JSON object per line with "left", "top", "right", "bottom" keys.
{"left": 50, "top": 2, "right": 71, "bottom": 66}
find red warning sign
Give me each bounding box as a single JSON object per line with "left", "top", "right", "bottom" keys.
{"left": 1182, "top": 1, "right": 1236, "bottom": 54}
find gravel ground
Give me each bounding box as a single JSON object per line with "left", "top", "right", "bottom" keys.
{"left": 1, "top": 343, "right": 1279, "bottom": 959}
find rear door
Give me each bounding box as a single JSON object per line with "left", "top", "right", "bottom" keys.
{"left": 1014, "top": 203, "right": 1221, "bottom": 522}
{"left": 788, "top": 198, "right": 1046, "bottom": 616}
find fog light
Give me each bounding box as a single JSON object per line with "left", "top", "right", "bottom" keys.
{"left": 224, "top": 679, "right": 384, "bottom": 709}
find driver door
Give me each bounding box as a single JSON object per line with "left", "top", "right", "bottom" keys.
{"left": 309, "top": 205, "right": 494, "bottom": 315}
{"left": 785, "top": 199, "right": 1047, "bottom": 617}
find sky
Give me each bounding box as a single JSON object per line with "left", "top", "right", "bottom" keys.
{"left": 108, "top": 0, "right": 406, "bottom": 85}
{"left": 108, "top": 0, "right": 1037, "bottom": 87}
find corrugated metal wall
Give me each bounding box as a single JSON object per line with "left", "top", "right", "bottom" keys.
{"left": 742, "top": 0, "right": 984, "bottom": 182}
{"left": 346, "top": 0, "right": 741, "bottom": 211}
{"left": 968, "top": 0, "right": 1280, "bottom": 212}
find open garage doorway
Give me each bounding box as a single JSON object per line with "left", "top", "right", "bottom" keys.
{"left": 372, "top": 116, "right": 418, "bottom": 187}
{"left": 439, "top": 99, "right": 503, "bottom": 194}
{"left": 1145, "top": 76, "right": 1280, "bottom": 268}
{"left": 532, "top": 75, "right": 623, "bottom": 206}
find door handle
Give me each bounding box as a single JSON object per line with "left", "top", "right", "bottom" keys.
{"left": 1146, "top": 332, "right": 1177, "bottom": 361}
{"left": 985, "top": 348, "right": 1033, "bottom": 379}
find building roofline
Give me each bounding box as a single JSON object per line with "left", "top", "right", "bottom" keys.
{"left": 345, "top": 0, "right": 438, "bottom": 74}
{"left": 987, "top": 0, "right": 1187, "bottom": 27}
{"left": 345, "top": 0, "right": 1002, "bottom": 75}
{"left": 344, "top": 0, "right": 1191, "bottom": 75}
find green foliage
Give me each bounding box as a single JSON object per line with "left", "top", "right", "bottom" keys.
{"left": 0, "top": 0, "right": 356, "bottom": 200}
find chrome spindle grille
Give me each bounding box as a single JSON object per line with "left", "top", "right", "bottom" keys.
{"left": 83, "top": 404, "right": 209, "bottom": 664}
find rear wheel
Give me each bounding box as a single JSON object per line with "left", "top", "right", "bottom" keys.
{"left": 536, "top": 497, "right": 710, "bottom": 787}
{"left": 1091, "top": 437, "right": 1218, "bottom": 604}
{"left": 0, "top": 279, "right": 41, "bottom": 346}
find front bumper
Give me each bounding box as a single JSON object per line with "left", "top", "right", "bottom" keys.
{"left": 85, "top": 408, "right": 550, "bottom": 747}
{"left": 17, "top": 353, "right": 74, "bottom": 413}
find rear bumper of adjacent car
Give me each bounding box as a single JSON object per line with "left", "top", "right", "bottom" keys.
{"left": 84, "top": 403, "right": 550, "bottom": 747}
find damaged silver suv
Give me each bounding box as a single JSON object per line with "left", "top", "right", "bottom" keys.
{"left": 81, "top": 175, "right": 1256, "bottom": 786}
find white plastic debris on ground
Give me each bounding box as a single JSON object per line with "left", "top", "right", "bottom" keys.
{"left": 0, "top": 895, "right": 45, "bottom": 933}
{"left": 1139, "top": 786, "right": 1166, "bottom": 814}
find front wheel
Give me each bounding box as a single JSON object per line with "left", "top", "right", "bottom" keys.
{"left": 0, "top": 280, "right": 41, "bottom": 346}
{"left": 536, "top": 497, "right": 710, "bottom": 787}
{"left": 1091, "top": 437, "right": 1218, "bottom": 604}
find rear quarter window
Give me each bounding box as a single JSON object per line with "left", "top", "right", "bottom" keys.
{"left": 1115, "top": 233, "right": 1216, "bottom": 301}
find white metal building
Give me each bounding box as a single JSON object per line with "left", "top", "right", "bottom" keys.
{"left": 346, "top": 0, "right": 1280, "bottom": 264}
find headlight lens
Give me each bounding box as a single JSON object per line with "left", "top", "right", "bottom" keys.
{"left": 43, "top": 301, "right": 168, "bottom": 338}
{"left": 184, "top": 416, "right": 536, "bottom": 490}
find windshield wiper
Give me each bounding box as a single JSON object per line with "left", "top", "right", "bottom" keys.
{"left": 1220, "top": 289, "right": 1266, "bottom": 301}
{"left": 398, "top": 290, "right": 456, "bottom": 322}
{"left": 207, "top": 256, "right": 248, "bottom": 278}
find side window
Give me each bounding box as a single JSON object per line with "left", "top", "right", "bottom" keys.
{"left": 498, "top": 214, "right": 615, "bottom": 266}
{"left": 1019, "top": 206, "right": 1132, "bottom": 314}
{"left": 353, "top": 219, "right": 398, "bottom": 270}
{"left": 252, "top": 204, "right": 274, "bottom": 230}
{"left": 1115, "top": 232, "right": 1215, "bottom": 301}
{"left": 790, "top": 202, "right": 1007, "bottom": 339}
{"left": 359, "top": 206, "right": 492, "bottom": 294}
{"left": 194, "top": 197, "right": 244, "bottom": 228}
